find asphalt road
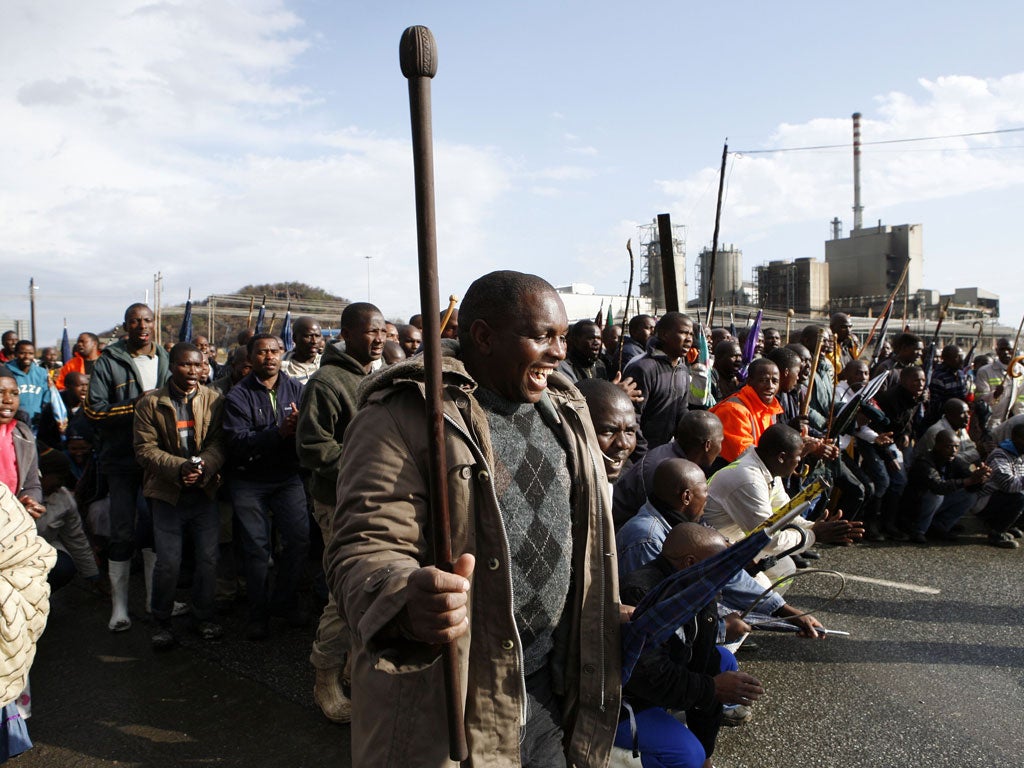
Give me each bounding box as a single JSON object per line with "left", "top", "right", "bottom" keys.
{"left": 12, "top": 516, "right": 1024, "bottom": 768}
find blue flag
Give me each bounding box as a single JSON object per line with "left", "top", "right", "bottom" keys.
{"left": 178, "top": 299, "right": 193, "bottom": 343}
{"left": 281, "top": 309, "right": 294, "bottom": 352}
{"left": 60, "top": 327, "right": 72, "bottom": 363}
{"left": 254, "top": 302, "right": 266, "bottom": 334}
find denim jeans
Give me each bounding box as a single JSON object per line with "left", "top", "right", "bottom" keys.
{"left": 913, "top": 488, "right": 971, "bottom": 535}
{"left": 520, "top": 666, "right": 566, "bottom": 768}
{"left": 230, "top": 475, "right": 309, "bottom": 621}
{"left": 151, "top": 496, "right": 220, "bottom": 622}
{"left": 106, "top": 470, "right": 153, "bottom": 562}
{"left": 857, "top": 440, "right": 890, "bottom": 498}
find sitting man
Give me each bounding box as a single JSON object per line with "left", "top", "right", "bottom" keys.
{"left": 709, "top": 357, "right": 783, "bottom": 469}
{"left": 703, "top": 424, "right": 862, "bottom": 573}
{"left": 613, "top": 410, "right": 723, "bottom": 529}
{"left": 916, "top": 398, "right": 980, "bottom": 465}
{"left": 978, "top": 421, "right": 1024, "bottom": 548}
{"left": 902, "top": 429, "right": 989, "bottom": 544}
{"left": 617, "top": 457, "right": 822, "bottom": 639}
{"left": 616, "top": 523, "right": 764, "bottom": 768}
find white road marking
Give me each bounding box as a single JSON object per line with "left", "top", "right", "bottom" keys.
{"left": 839, "top": 573, "right": 941, "bottom": 595}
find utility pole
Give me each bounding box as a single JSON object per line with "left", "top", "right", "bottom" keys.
{"left": 153, "top": 272, "right": 163, "bottom": 346}
{"left": 29, "top": 277, "right": 37, "bottom": 345}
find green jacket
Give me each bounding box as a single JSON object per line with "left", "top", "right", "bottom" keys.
{"left": 85, "top": 340, "right": 169, "bottom": 472}
{"left": 296, "top": 342, "right": 370, "bottom": 505}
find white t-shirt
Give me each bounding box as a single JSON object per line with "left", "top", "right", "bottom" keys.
{"left": 133, "top": 353, "right": 159, "bottom": 392}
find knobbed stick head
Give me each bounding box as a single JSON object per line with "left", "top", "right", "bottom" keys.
{"left": 400, "top": 25, "right": 437, "bottom": 79}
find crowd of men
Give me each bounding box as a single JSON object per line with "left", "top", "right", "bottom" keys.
{"left": 2, "top": 275, "right": 1023, "bottom": 767}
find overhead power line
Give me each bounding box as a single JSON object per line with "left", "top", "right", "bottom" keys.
{"left": 734, "top": 126, "right": 1024, "bottom": 155}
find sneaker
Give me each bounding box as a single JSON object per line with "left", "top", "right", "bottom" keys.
{"left": 988, "top": 532, "right": 1019, "bottom": 549}
{"left": 151, "top": 627, "right": 176, "bottom": 651}
{"left": 1007, "top": 527, "right": 1024, "bottom": 539}
{"left": 908, "top": 532, "right": 928, "bottom": 544}
{"left": 193, "top": 621, "right": 224, "bottom": 641}
{"left": 721, "top": 704, "right": 753, "bottom": 727}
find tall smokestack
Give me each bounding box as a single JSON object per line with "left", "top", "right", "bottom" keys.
{"left": 852, "top": 112, "right": 863, "bottom": 230}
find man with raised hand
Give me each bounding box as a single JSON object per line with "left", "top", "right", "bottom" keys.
{"left": 327, "top": 271, "right": 621, "bottom": 767}
{"left": 222, "top": 333, "right": 308, "bottom": 641}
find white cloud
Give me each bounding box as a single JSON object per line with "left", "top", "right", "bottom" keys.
{"left": 0, "top": 0, "right": 511, "bottom": 341}
{"left": 651, "top": 73, "right": 1024, "bottom": 319}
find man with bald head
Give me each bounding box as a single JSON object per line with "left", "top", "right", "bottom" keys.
{"left": 281, "top": 316, "right": 322, "bottom": 385}
{"left": 577, "top": 378, "right": 637, "bottom": 484}
{"left": 617, "top": 458, "right": 707, "bottom": 574}
{"left": 327, "top": 270, "right": 620, "bottom": 766}
{"left": 615, "top": 522, "right": 763, "bottom": 768}
{"left": 613, "top": 410, "right": 723, "bottom": 528}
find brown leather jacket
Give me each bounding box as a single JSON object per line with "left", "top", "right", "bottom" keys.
{"left": 326, "top": 344, "right": 622, "bottom": 767}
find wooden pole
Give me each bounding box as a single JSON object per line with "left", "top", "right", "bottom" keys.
{"left": 400, "top": 25, "right": 468, "bottom": 762}
{"left": 704, "top": 141, "right": 728, "bottom": 328}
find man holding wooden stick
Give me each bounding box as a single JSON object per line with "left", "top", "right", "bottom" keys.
{"left": 326, "top": 271, "right": 622, "bottom": 767}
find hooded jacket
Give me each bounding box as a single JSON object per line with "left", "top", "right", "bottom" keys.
{"left": 325, "top": 342, "right": 622, "bottom": 768}
{"left": 295, "top": 341, "right": 369, "bottom": 505}
{"left": 4, "top": 361, "right": 51, "bottom": 429}
{"left": 84, "top": 340, "right": 169, "bottom": 473}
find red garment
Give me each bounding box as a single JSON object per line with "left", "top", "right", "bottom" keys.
{"left": 710, "top": 384, "right": 784, "bottom": 463}
{"left": 55, "top": 354, "right": 86, "bottom": 390}
{"left": 0, "top": 421, "right": 18, "bottom": 494}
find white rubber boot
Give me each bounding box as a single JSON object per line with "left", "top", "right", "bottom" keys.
{"left": 142, "top": 548, "right": 157, "bottom": 614}
{"left": 108, "top": 559, "right": 132, "bottom": 632}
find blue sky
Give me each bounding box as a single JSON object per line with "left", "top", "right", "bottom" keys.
{"left": 2, "top": 0, "right": 1022, "bottom": 345}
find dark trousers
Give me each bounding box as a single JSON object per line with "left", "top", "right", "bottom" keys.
{"left": 151, "top": 497, "right": 219, "bottom": 622}
{"left": 520, "top": 666, "right": 566, "bottom": 768}
{"left": 230, "top": 475, "right": 310, "bottom": 621}
{"left": 106, "top": 470, "right": 152, "bottom": 561}
{"left": 980, "top": 491, "right": 1024, "bottom": 534}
